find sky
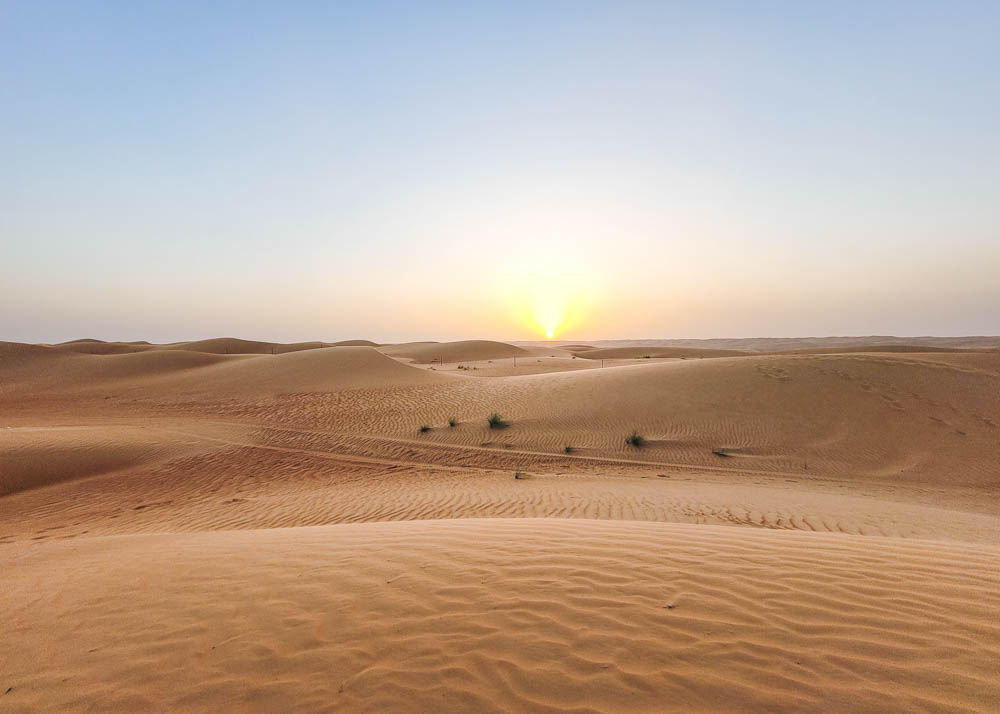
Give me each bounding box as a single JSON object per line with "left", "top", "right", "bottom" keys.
{"left": 3, "top": 1, "right": 999, "bottom": 343}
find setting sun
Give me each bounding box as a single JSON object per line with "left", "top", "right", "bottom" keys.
{"left": 497, "top": 255, "right": 603, "bottom": 340}
{"left": 532, "top": 289, "right": 568, "bottom": 340}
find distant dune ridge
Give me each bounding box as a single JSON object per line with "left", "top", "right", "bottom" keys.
{"left": 378, "top": 339, "right": 532, "bottom": 363}
{"left": 571, "top": 346, "right": 752, "bottom": 360}
{"left": 521, "top": 335, "right": 1000, "bottom": 352}
{"left": 2, "top": 335, "right": 999, "bottom": 711}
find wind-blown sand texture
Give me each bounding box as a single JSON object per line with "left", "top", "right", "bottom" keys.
{"left": 2, "top": 337, "right": 999, "bottom": 712}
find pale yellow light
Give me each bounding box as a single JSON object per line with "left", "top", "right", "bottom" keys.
{"left": 529, "top": 286, "right": 570, "bottom": 339}
{"left": 493, "top": 252, "right": 603, "bottom": 340}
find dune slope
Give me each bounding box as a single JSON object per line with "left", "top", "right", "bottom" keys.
{"left": 379, "top": 340, "right": 532, "bottom": 364}
{"left": 3, "top": 519, "right": 997, "bottom": 713}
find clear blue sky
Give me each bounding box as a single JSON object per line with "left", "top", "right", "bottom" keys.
{"left": 3, "top": 1, "right": 998, "bottom": 342}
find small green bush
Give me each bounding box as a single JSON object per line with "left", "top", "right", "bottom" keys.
{"left": 625, "top": 430, "right": 646, "bottom": 447}
{"left": 448, "top": 417, "right": 458, "bottom": 427}
{"left": 487, "top": 413, "right": 508, "bottom": 429}
{"left": 564, "top": 445, "right": 575, "bottom": 453}
{"left": 419, "top": 424, "right": 431, "bottom": 433}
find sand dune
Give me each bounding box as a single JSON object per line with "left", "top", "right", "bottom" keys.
{"left": 526, "top": 336, "right": 1000, "bottom": 352}
{"left": 48, "top": 337, "right": 386, "bottom": 355}
{"left": 4, "top": 421, "right": 997, "bottom": 544}
{"left": 777, "top": 344, "right": 986, "bottom": 355}
{"left": 159, "top": 337, "right": 330, "bottom": 354}
{"left": 96, "top": 349, "right": 992, "bottom": 488}
{"left": 571, "top": 346, "right": 751, "bottom": 360}
{"left": 379, "top": 339, "right": 532, "bottom": 364}
{"left": 559, "top": 343, "right": 596, "bottom": 350}
{"left": 160, "top": 345, "right": 439, "bottom": 396}
{"left": 0, "top": 425, "right": 217, "bottom": 497}
{"left": 53, "top": 340, "right": 152, "bottom": 354}
{"left": 3, "top": 520, "right": 997, "bottom": 713}
{"left": 2, "top": 337, "right": 999, "bottom": 711}
{"left": 2, "top": 345, "right": 236, "bottom": 394}
{"left": 2, "top": 344, "right": 437, "bottom": 401}
{"left": 330, "top": 339, "right": 380, "bottom": 347}
{"left": 4, "top": 345, "right": 1000, "bottom": 486}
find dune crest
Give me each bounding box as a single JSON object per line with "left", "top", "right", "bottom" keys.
{"left": 379, "top": 339, "right": 532, "bottom": 363}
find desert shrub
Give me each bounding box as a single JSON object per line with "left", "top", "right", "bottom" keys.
{"left": 419, "top": 424, "right": 431, "bottom": 433}
{"left": 564, "top": 445, "right": 575, "bottom": 453}
{"left": 448, "top": 417, "right": 458, "bottom": 427}
{"left": 625, "top": 430, "right": 646, "bottom": 447}
{"left": 487, "top": 413, "right": 508, "bottom": 429}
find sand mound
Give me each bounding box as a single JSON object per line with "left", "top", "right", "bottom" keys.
{"left": 521, "top": 336, "right": 1000, "bottom": 352}
{"left": 0, "top": 344, "right": 435, "bottom": 399}
{"left": 53, "top": 341, "right": 152, "bottom": 354}
{"left": 310, "top": 352, "right": 997, "bottom": 487}
{"left": 5, "top": 423, "right": 996, "bottom": 544}
{"left": 0, "top": 342, "right": 86, "bottom": 389}
{"left": 152, "top": 345, "right": 440, "bottom": 398}
{"left": 43, "top": 337, "right": 384, "bottom": 355}
{"left": 3, "top": 519, "right": 996, "bottom": 713}
{"left": 160, "top": 337, "right": 328, "bottom": 354}
{"left": 779, "top": 344, "right": 984, "bottom": 355}
{"left": 0, "top": 340, "right": 65, "bottom": 365}
{"left": 1, "top": 347, "right": 236, "bottom": 394}
{"left": 331, "top": 339, "right": 380, "bottom": 347}
{"left": 44, "top": 337, "right": 339, "bottom": 355}
{"left": 380, "top": 340, "right": 531, "bottom": 364}
{"left": 5, "top": 347, "right": 998, "bottom": 487}
{"left": 574, "top": 346, "right": 751, "bottom": 360}
{"left": 0, "top": 426, "right": 217, "bottom": 496}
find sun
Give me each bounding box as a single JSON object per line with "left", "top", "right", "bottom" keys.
{"left": 532, "top": 291, "right": 567, "bottom": 340}
{"left": 498, "top": 256, "right": 600, "bottom": 340}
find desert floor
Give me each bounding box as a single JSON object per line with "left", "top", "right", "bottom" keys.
{"left": 2, "top": 337, "right": 999, "bottom": 712}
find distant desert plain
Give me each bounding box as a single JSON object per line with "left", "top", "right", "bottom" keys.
{"left": 2, "top": 335, "right": 999, "bottom": 712}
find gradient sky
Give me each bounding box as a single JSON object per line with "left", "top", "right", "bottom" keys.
{"left": 3, "top": 1, "right": 999, "bottom": 343}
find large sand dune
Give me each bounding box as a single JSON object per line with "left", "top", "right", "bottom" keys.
{"left": 5, "top": 520, "right": 997, "bottom": 713}
{"left": 2, "top": 337, "right": 999, "bottom": 711}
{"left": 570, "top": 346, "right": 752, "bottom": 359}
{"left": 525, "top": 336, "right": 1000, "bottom": 352}
{"left": 379, "top": 339, "right": 532, "bottom": 363}
{"left": 45, "top": 337, "right": 383, "bottom": 355}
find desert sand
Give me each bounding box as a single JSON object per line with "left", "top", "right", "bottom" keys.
{"left": 2, "top": 336, "right": 999, "bottom": 712}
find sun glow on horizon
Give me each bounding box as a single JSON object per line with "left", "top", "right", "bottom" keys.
{"left": 532, "top": 289, "right": 568, "bottom": 339}
{"left": 495, "top": 252, "right": 606, "bottom": 340}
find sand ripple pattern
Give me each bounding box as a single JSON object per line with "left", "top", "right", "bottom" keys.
{"left": 3, "top": 520, "right": 998, "bottom": 713}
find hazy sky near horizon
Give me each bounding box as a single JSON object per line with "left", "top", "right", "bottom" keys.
{"left": 3, "top": 1, "right": 999, "bottom": 343}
